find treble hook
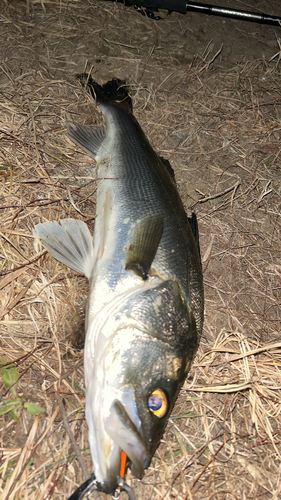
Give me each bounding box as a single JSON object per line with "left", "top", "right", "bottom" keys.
{"left": 67, "top": 475, "right": 136, "bottom": 500}
{"left": 67, "top": 475, "right": 100, "bottom": 500}
{"left": 112, "top": 477, "right": 136, "bottom": 500}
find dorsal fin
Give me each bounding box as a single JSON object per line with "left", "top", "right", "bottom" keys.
{"left": 188, "top": 213, "right": 201, "bottom": 258}
{"left": 159, "top": 155, "right": 175, "bottom": 180}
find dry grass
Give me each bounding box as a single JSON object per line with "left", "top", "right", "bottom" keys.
{"left": 1, "top": 1, "right": 281, "bottom": 499}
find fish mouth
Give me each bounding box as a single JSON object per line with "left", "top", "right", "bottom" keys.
{"left": 105, "top": 399, "right": 150, "bottom": 481}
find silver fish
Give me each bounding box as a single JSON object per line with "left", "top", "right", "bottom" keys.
{"left": 33, "top": 76, "right": 204, "bottom": 496}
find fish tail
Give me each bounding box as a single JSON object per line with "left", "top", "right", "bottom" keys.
{"left": 77, "top": 74, "right": 133, "bottom": 113}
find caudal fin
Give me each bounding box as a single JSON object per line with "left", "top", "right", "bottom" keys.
{"left": 77, "top": 74, "right": 133, "bottom": 113}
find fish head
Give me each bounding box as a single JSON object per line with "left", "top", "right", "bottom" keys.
{"left": 85, "top": 279, "right": 199, "bottom": 493}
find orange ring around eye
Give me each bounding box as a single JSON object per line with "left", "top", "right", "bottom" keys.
{"left": 148, "top": 388, "right": 168, "bottom": 418}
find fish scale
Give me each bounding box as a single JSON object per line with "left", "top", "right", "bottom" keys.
{"left": 94, "top": 134, "right": 194, "bottom": 300}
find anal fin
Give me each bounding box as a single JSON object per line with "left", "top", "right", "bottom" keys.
{"left": 66, "top": 120, "right": 106, "bottom": 160}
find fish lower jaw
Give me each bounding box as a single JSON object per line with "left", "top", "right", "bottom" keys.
{"left": 104, "top": 399, "right": 150, "bottom": 479}
{"left": 93, "top": 443, "right": 121, "bottom": 493}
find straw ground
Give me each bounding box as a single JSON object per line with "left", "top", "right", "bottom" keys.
{"left": 0, "top": 1, "right": 281, "bottom": 499}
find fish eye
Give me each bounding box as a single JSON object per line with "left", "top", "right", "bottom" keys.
{"left": 148, "top": 389, "right": 168, "bottom": 418}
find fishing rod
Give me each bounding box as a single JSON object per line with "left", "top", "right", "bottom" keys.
{"left": 105, "top": 0, "right": 281, "bottom": 25}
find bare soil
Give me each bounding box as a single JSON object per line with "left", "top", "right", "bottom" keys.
{"left": 0, "top": 1, "right": 281, "bottom": 499}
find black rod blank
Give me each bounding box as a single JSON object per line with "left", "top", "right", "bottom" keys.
{"left": 185, "top": 1, "right": 281, "bottom": 26}
{"left": 115, "top": 0, "right": 281, "bottom": 26}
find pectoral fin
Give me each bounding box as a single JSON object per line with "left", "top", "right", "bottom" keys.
{"left": 33, "top": 219, "right": 94, "bottom": 279}
{"left": 125, "top": 215, "right": 164, "bottom": 280}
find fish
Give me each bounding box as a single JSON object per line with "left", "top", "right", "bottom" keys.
{"left": 33, "top": 75, "right": 204, "bottom": 497}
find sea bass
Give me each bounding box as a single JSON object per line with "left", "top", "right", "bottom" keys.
{"left": 33, "top": 76, "right": 204, "bottom": 496}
